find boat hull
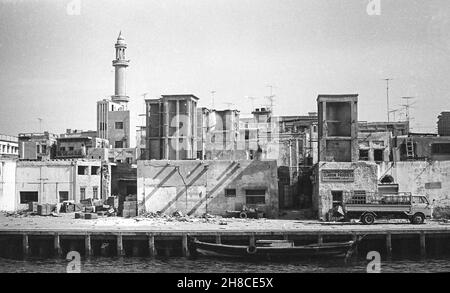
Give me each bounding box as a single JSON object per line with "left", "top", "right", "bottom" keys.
{"left": 193, "top": 240, "right": 355, "bottom": 259}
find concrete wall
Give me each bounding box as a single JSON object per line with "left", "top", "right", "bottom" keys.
{"left": 313, "top": 161, "right": 378, "bottom": 220}
{"left": 378, "top": 161, "right": 450, "bottom": 208}
{"left": 137, "top": 160, "right": 279, "bottom": 218}
{"left": 0, "top": 160, "right": 16, "bottom": 211}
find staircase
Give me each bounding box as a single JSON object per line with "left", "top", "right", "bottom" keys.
{"left": 406, "top": 137, "right": 415, "bottom": 160}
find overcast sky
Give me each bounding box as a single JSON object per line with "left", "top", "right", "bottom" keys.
{"left": 1, "top": 0, "right": 450, "bottom": 138}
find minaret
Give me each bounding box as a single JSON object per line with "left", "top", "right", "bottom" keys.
{"left": 112, "top": 31, "right": 129, "bottom": 104}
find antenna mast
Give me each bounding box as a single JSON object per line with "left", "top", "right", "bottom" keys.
{"left": 383, "top": 78, "right": 393, "bottom": 122}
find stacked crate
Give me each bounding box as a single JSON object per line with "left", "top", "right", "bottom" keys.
{"left": 37, "top": 204, "right": 55, "bottom": 216}
{"left": 28, "top": 202, "right": 38, "bottom": 213}
{"left": 122, "top": 197, "right": 137, "bottom": 218}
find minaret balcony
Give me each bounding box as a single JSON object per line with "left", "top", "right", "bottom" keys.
{"left": 112, "top": 95, "right": 130, "bottom": 103}
{"left": 112, "top": 59, "right": 129, "bottom": 66}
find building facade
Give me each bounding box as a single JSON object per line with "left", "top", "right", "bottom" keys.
{"left": 18, "top": 132, "right": 57, "bottom": 161}
{"left": 0, "top": 159, "right": 16, "bottom": 211}
{"left": 358, "top": 132, "right": 391, "bottom": 162}
{"left": 437, "top": 112, "right": 450, "bottom": 136}
{"left": 317, "top": 94, "right": 359, "bottom": 162}
{"left": 15, "top": 160, "right": 108, "bottom": 210}
{"left": 145, "top": 94, "right": 198, "bottom": 160}
{"left": 56, "top": 130, "right": 109, "bottom": 159}
{"left": 0, "top": 134, "right": 19, "bottom": 159}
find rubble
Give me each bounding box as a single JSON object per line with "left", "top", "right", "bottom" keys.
{"left": 2, "top": 209, "right": 33, "bottom": 218}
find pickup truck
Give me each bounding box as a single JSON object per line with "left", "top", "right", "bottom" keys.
{"left": 341, "top": 192, "right": 432, "bottom": 225}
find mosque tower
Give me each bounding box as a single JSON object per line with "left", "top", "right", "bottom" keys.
{"left": 111, "top": 31, "right": 130, "bottom": 104}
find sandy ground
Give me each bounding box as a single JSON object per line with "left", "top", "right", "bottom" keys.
{"left": 0, "top": 212, "right": 449, "bottom": 233}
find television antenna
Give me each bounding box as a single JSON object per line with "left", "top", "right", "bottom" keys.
{"left": 265, "top": 85, "right": 276, "bottom": 114}
{"left": 401, "top": 96, "right": 416, "bottom": 128}
{"left": 388, "top": 108, "right": 401, "bottom": 121}
{"left": 246, "top": 96, "right": 258, "bottom": 111}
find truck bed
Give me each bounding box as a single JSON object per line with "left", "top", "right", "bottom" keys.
{"left": 344, "top": 204, "right": 411, "bottom": 213}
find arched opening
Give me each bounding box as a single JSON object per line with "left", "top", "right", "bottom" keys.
{"left": 380, "top": 175, "right": 394, "bottom": 184}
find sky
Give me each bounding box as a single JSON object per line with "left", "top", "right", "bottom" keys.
{"left": 1, "top": 0, "right": 450, "bottom": 140}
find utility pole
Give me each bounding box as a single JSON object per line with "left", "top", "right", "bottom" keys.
{"left": 383, "top": 78, "right": 393, "bottom": 122}
{"left": 210, "top": 91, "right": 216, "bottom": 109}
{"left": 37, "top": 118, "right": 43, "bottom": 133}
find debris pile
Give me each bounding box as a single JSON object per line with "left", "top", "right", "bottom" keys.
{"left": 137, "top": 210, "right": 226, "bottom": 224}
{"left": 3, "top": 209, "right": 33, "bottom": 218}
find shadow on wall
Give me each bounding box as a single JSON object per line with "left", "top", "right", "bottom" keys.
{"left": 139, "top": 160, "right": 279, "bottom": 218}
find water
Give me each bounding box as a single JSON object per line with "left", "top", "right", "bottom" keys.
{"left": 0, "top": 256, "right": 449, "bottom": 273}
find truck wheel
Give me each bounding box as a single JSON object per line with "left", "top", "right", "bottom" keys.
{"left": 239, "top": 212, "right": 248, "bottom": 219}
{"left": 361, "top": 213, "right": 375, "bottom": 225}
{"left": 411, "top": 213, "right": 424, "bottom": 224}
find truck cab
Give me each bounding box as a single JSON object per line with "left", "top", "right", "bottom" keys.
{"left": 410, "top": 195, "right": 432, "bottom": 224}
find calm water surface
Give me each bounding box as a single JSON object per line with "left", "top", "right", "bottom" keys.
{"left": 1, "top": 256, "right": 449, "bottom": 273}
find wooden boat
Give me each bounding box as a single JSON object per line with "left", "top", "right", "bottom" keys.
{"left": 192, "top": 238, "right": 357, "bottom": 259}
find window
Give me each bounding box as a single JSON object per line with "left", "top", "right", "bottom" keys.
{"left": 245, "top": 130, "right": 249, "bottom": 140}
{"left": 331, "top": 190, "right": 343, "bottom": 207}
{"left": 374, "top": 149, "right": 383, "bottom": 162}
{"left": 41, "top": 145, "right": 47, "bottom": 153}
{"left": 69, "top": 147, "right": 74, "bottom": 151}
{"left": 80, "top": 187, "right": 86, "bottom": 200}
{"left": 20, "top": 192, "right": 38, "bottom": 204}
{"left": 225, "top": 189, "right": 236, "bottom": 197}
{"left": 93, "top": 187, "right": 98, "bottom": 200}
{"left": 245, "top": 189, "right": 266, "bottom": 204}
{"left": 78, "top": 166, "right": 89, "bottom": 175}
{"left": 60, "top": 147, "right": 66, "bottom": 151}
{"left": 359, "top": 149, "right": 369, "bottom": 161}
{"left": 115, "top": 141, "right": 124, "bottom": 148}
{"left": 59, "top": 191, "right": 69, "bottom": 203}
{"left": 431, "top": 143, "right": 450, "bottom": 154}
{"left": 36, "top": 145, "right": 40, "bottom": 153}
{"left": 91, "top": 166, "right": 100, "bottom": 175}
{"left": 115, "top": 122, "right": 124, "bottom": 129}
{"left": 380, "top": 175, "right": 394, "bottom": 184}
